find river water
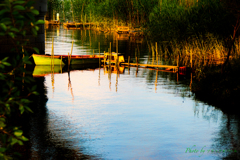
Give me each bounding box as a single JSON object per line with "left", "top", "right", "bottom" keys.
{"left": 28, "top": 26, "right": 240, "bottom": 160}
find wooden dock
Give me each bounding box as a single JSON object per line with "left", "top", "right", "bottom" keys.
{"left": 63, "top": 22, "right": 95, "bottom": 28}
{"left": 45, "top": 20, "right": 60, "bottom": 25}
{"left": 120, "top": 62, "right": 179, "bottom": 71}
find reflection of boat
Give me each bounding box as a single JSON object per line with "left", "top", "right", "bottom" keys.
{"left": 32, "top": 65, "right": 63, "bottom": 77}
{"left": 104, "top": 65, "right": 125, "bottom": 74}
{"left": 129, "top": 36, "right": 144, "bottom": 44}
{"left": 103, "top": 52, "right": 125, "bottom": 65}
{"left": 115, "top": 33, "right": 129, "bottom": 40}
{"left": 32, "top": 64, "right": 100, "bottom": 77}
{"left": 129, "top": 27, "right": 144, "bottom": 37}
{"left": 32, "top": 54, "right": 104, "bottom": 66}
{"left": 116, "top": 26, "right": 129, "bottom": 34}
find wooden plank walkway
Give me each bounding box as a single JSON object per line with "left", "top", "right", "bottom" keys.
{"left": 120, "top": 62, "right": 178, "bottom": 70}
{"left": 63, "top": 22, "right": 95, "bottom": 28}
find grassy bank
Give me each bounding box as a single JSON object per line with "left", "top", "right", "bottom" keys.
{"left": 191, "top": 58, "right": 240, "bottom": 113}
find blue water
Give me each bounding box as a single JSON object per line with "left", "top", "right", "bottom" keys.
{"left": 30, "top": 27, "right": 239, "bottom": 160}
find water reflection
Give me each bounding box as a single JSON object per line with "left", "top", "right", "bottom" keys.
{"left": 23, "top": 77, "right": 95, "bottom": 159}
{"left": 28, "top": 27, "right": 240, "bottom": 159}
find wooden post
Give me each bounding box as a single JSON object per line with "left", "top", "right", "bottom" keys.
{"left": 135, "top": 48, "right": 137, "bottom": 63}
{"left": 116, "top": 40, "right": 118, "bottom": 66}
{"left": 128, "top": 56, "right": 130, "bottom": 67}
{"left": 110, "top": 42, "right": 111, "bottom": 65}
{"left": 99, "top": 42, "right": 100, "bottom": 66}
{"left": 60, "top": 55, "right": 62, "bottom": 67}
{"left": 52, "top": 37, "right": 54, "bottom": 66}
{"left": 190, "top": 50, "right": 192, "bottom": 69}
{"left": 68, "top": 52, "right": 70, "bottom": 71}
{"left": 71, "top": 40, "right": 74, "bottom": 56}
{"left": 104, "top": 51, "right": 106, "bottom": 66}
{"left": 156, "top": 42, "right": 158, "bottom": 65}
{"left": 177, "top": 54, "right": 179, "bottom": 72}
{"left": 110, "top": 42, "right": 111, "bottom": 53}
{"left": 61, "top": 55, "right": 62, "bottom": 74}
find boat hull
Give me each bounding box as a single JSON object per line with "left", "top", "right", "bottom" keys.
{"left": 33, "top": 54, "right": 103, "bottom": 66}
{"left": 32, "top": 54, "right": 64, "bottom": 65}
{"left": 66, "top": 57, "right": 100, "bottom": 65}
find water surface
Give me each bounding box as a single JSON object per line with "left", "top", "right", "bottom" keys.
{"left": 29, "top": 26, "right": 240, "bottom": 160}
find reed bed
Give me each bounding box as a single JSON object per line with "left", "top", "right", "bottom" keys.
{"left": 149, "top": 36, "right": 240, "bottom": 70}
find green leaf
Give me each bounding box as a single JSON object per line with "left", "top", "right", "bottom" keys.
{"left": 25, "top": 13, "right": 34, "bottom": 20}
{"left": 1, "top": 57, "right": 8, "bottom": 62}
{"left": 0, "top": 148, "right": 6, "bottom": 153}
{"left": 25, "top": 1, "right": 35, "bottom": 7}
{"left": 0, "top": 23, "right": 7, "bottom": 31}
{"left": 0, "top": 9, "right": 8, "bottom": 15}
{"left": 0, "top": 32, "right": 5, "bottom": 36}
{"left": 33, "top": 47, "right": 39, "bottom": 54}
{"left": 14, "top": 130, "right": 23, "bottom": 137}
{"left": 22, "top": 55, "right": 29, "bottom": 62}
{"left": 31, "top": 9, "right": 39, "bottom": 15}
{"left": 0, "top": 121, "right": 6, "bottom": 128}
{"left": 31, "top": 85, "right": 37, "bottom": 91}
{"left": 5, "top": 104, "right": 10, "bottom": 112}
{"left": 10, "top": 138, "right": 18, "bottom": 146}
{"left": 20, "top": 136, "right": 28, "bottom": 141}
{"left": 22, "top": 30, "right": 26, "bottom": 36}
{"left": 13, "top": 1, "right": 26, "bottom": 5}
{"left": 19, "top": 105, "right": 24, "bottom": 114}
{"left": 10, "top": 27, "right": 19, "bottom": 32}
{"left": 0, "top": 18, "right": 11, "bottom": 24}
{"left": 0, "top": 118, "right": 5, "bottom": 122}
{"left": 35, "top": 20, "right": 45, "bottom": 25}
{"left": 2, "top": 62, "right": 11, "bottom": 66}
{"left": 25, "top": 106, "right": 33, "bottom": 113}
{"left": 20, "top": 99, "right": 31, "bottom": 103}
{"left": 8, "top": 32, "right": 15, "bottom": 38}
{"left": 13, "top": 5, "right": 25, "bottom": 11}
{"left": 32, "top": 28, "right": 37, "bottom": 36}
{"left": 17, "top": 140, "right": 24, "bottom": 145}
{"left": 32, "top": 91, "right": 39, "bottom": 95}
{"left": 35, "top": 26, "right": 39, "bottom": 31}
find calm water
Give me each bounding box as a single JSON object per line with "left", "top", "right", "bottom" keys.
{"left": 29, "top": 26, "right": 240, "bottom": 160}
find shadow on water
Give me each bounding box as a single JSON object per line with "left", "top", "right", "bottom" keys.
{"left": 193, "top": 104, "right": 240, "bottom": 160}
{"left": 20, "top": 75, "right": 96, "bottom": 159}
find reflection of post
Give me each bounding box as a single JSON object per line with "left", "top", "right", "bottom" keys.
{"left": 136, "top": 64, "right": 138, "bottom": 77}
{"left": 155, "top": 70, "right": 158, "bottom": 93}
{"left": 98, "top": 67, "right": 101, "bottom": 86}
{"left": 68, "top": 71, "right": 74, "bottom": 102}
{"left": 51, "top": 64, "right": 54, "bottom": 98}
{"left": 177, "top": 72, "right": 179, "bottom": 83}
{"left": 51, "top": 37, "right": 54, "bottom": 66}
{"left": 99, "top": 42, "right": 101, "bottom": 67}
{"left": 189, "top": 72, "right": 192, "bottom": 90}
{"left": 128, "top": 56, "right": 130, "bottom": 74}
{"left": 108, "top": 65, "right": 111, "bottom": 91}
{"left": 116, "top": 66, "right": 118, "bottom": 92}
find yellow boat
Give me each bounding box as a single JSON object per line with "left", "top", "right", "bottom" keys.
{"left": 103, "top": 52, "right": 125, "bottom": 65}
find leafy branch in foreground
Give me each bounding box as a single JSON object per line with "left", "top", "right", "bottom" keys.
{"left": 0, "top": 0, "right": 44, "bottom": 159}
